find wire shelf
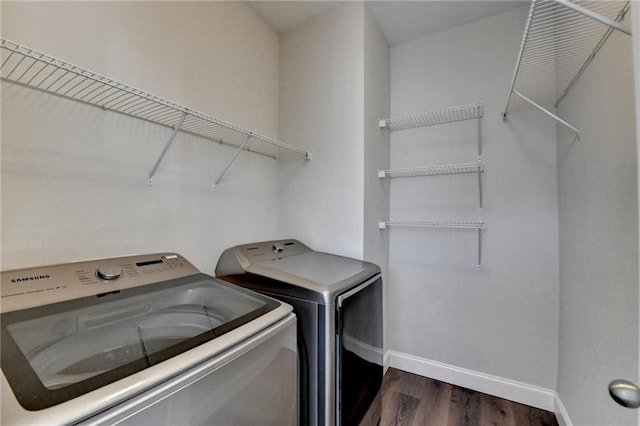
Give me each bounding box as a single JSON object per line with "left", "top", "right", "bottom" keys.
{"left": 0, "top": 38, "right": 311, "bottom": 161}
{"left": 378, "top": 162, "right": 483, "bottom": 179}
{"left": 379, "top": 102, "right": 484, "bottom": 131}
{"left": 378, "top": 220, "right": 485, "bottom": 230}
{"left": 379, "top": 220, "right": 485, "bottom": 267}
{"left": 503, "top": 0, "right": 631, "bottom": 132}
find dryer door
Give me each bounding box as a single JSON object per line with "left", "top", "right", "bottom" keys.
{"left": 336, "top": 274, "right": 383, "bottom": 426}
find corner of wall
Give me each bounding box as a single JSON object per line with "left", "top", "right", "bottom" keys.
{"left": 554, "top": 393, "right": 573, "bottom": 426}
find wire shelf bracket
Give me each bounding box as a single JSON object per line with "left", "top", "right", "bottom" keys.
{"left": 214, "top": 134, "right": 253, "bottom": 189}
{"left": 378, "top": 220, "right": 485, "bottom": 268}
{"left": 147, "top": 111, "right": 188, "bottom": 185}
{"left": 502, "top": 0, "right": 632, "bottom": 136}
{"left": 0, "top": 38, "right": 312, "bottom": 187}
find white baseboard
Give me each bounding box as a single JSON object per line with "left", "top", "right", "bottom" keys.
{"left": 554, "top": 393, "right": 573, "bottom": 426}
{"left": 387, "top": 350, "right": 556, "bottom": 412}
{"left": 383, "top": 348, "right": 391, "bottom": 374}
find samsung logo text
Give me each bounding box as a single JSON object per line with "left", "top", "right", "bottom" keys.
{"left": 11, "top": 275, "right": 50, "bottom": 283}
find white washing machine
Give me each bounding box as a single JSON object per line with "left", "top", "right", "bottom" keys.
{"left": 1, "top": 253, "right": 297, "bottom": 425}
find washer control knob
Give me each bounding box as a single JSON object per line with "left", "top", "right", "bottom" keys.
{"left": 273, "top": 243, "right": 285, "bottom": 253}
{"left": 97, "top": 265, "right": 123, "bottom": 281}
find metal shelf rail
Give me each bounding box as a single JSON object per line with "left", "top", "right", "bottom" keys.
{"left": 502, "top": 0, "right": 632, "bottom": 136}
{"left": 0, "top": 39, "right": 311, "bottom": 187}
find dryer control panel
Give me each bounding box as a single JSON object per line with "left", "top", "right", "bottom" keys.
{"left": 216, "top": 239, "right": 313, "bottom": 276}
{"left": 237, "top": 239, "right": 310, "bottom": 264}
{"left": 1, "top": 253, "right": 199, "bottom": 313}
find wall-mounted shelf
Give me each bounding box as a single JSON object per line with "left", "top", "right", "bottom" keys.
{"left": 379, "top": 102, "right": 484, "bottom": 131}
{"left": 378, "top": 220, "right": 484, "bottom": 230}
{"left": 502, "top": 0, "right": 632, "bottom": 135}
{"left": 378, "top": 162, "right": 482, "bottom": 179}
{"left": 0, "top": 38, "right": 311, "bottom": 187}
{"left": 379, "top": 161, "right": 484, "bottom": 210}
{"left": 379, "top": 101, "right": 486, "bottom": 267}
{"left": 378, "top": 220, "right": 485, "bottom": 268}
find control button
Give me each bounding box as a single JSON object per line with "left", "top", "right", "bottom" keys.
{"left": 96, "top": 265, "right": 123, "bottom": 281}
{"left": 273, "top": 243, "right": 285, "bottom": 253}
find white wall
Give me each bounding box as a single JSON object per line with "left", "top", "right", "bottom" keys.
{"left": 363, "top": 4, "right": 391, "bottom": 359}
{"left": 635, "top": 4, "right": 640, "bottom": 424}
{"left": 387, "top": 6, "right": 560, "bottom": 405}
{"left": 1, "top": 1, "right": 282, "bottom": 273}
{"left": 277, "top": 1, "right": 391, "bottom": 373}
{"left": 556, "top": 10, "right": 638, "bottom": 426}
{"left": 363, "top": 4, "right": 390, "bottom": 270}
{"left": 278, "top": 2, "right": 366, "bottom": 260}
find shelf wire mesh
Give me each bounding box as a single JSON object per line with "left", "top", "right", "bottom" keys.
{"left": 380, "top": 162, "right": 483, "bottom": 179}
{"left": 511, "top": 0, "right": 630, "bottom": 109}
{"left": 379, "top": 221, "right": 485, "bottom": 229}
{"left": 380, "top": 102, "right": 484, "bottom": 131}
{"left": 0, "top": 39, "right": 310, "bottom": 160}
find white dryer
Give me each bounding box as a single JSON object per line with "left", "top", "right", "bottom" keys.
{"left": 1, "top": 253, "right": 297, "bottom": 425}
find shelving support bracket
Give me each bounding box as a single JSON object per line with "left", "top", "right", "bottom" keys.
{"left": 214, "top": 134, "right": 252, "bottom": 188}
{"left": 147, "top": 111, "right": 188, "bottom": 185}
{"left": 478, "top": 162, "right": 484, "bottom": 212}
{"left": 510, "top": 90, "right": 581, "bottom": 136}
{"left": 477, "top": 116, "right": 483, "bottom": 211}
{"left": 477, "top": 228, "right": 483, "bottom": 270}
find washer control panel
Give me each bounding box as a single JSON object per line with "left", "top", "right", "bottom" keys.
{"left": 1, "top": 253, "right": 199, "bottom": 313}
{"left": 96, "top": 265, "right": 123, "bottom": 281}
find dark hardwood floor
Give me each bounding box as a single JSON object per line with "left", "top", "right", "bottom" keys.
{"left": 359, "top": 368, "right": 559, "bottom": 426}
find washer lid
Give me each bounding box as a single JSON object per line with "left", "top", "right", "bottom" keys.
{"left": 247, "top": 251, "right": 380, "bottom": 304}
{"left": 1, "top": 273, "right": 280, "bottom": 411}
